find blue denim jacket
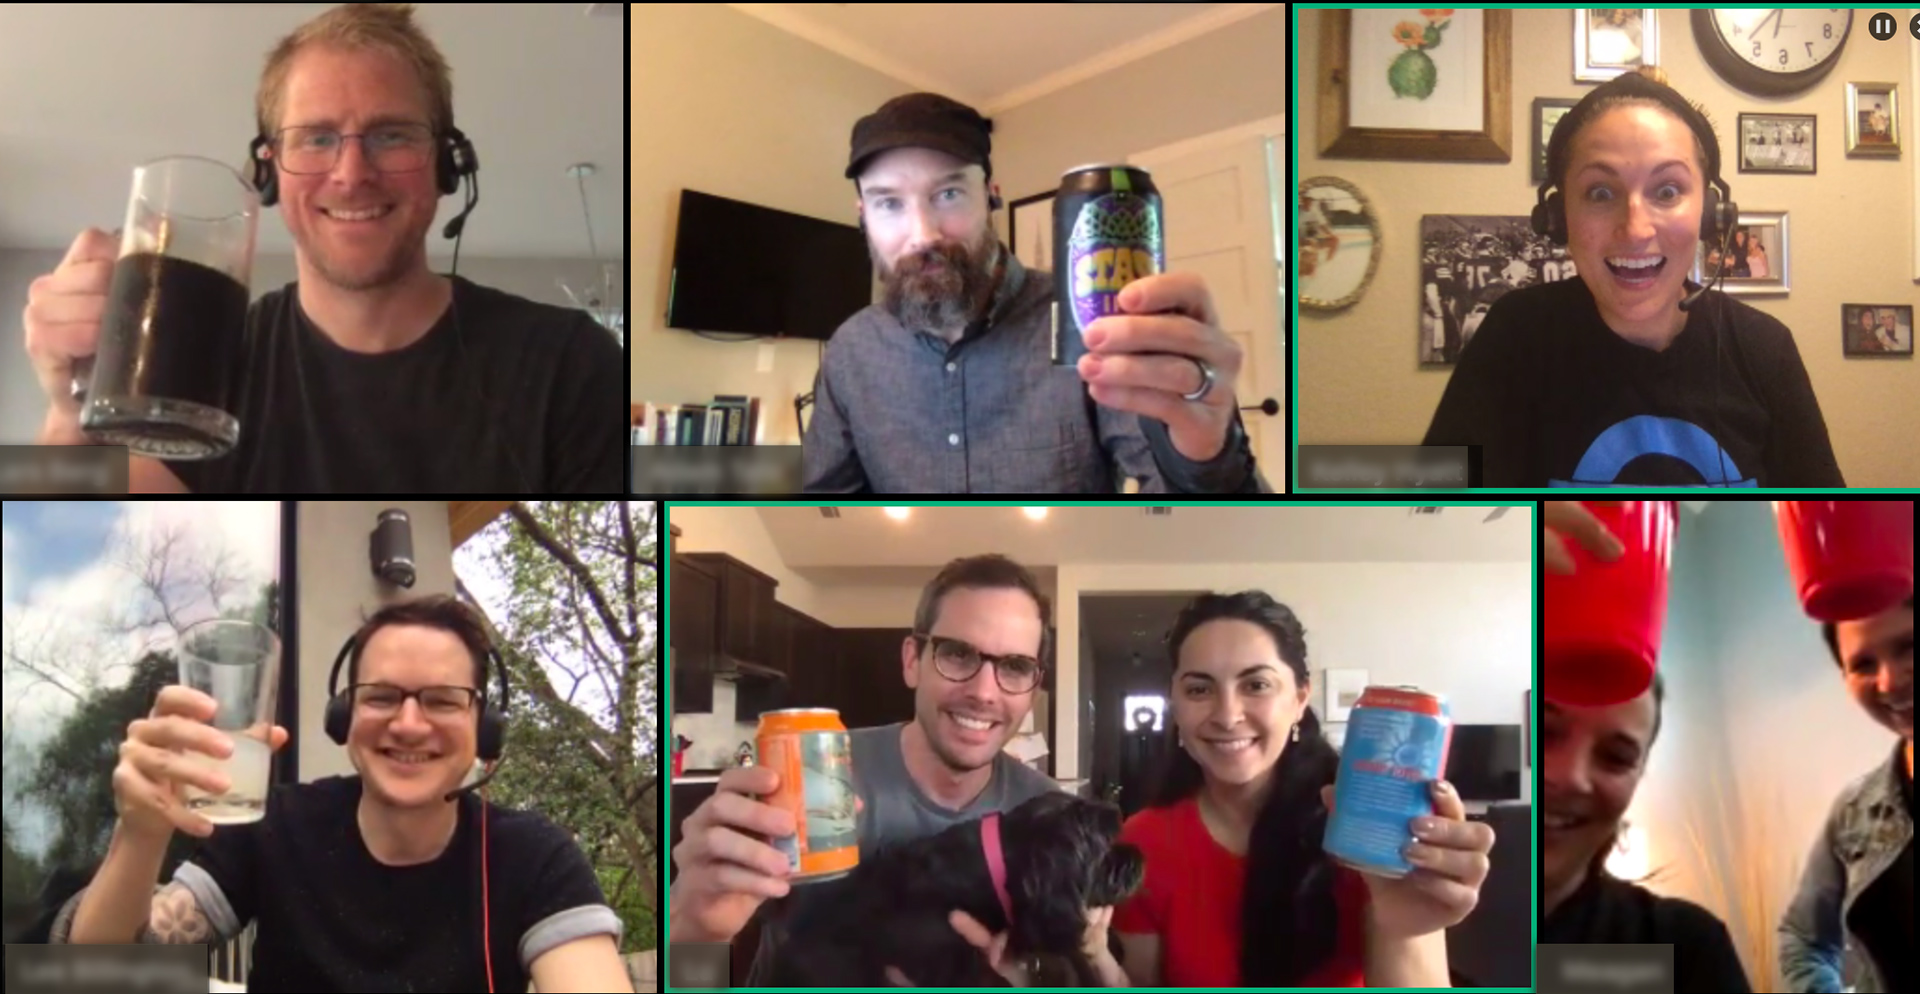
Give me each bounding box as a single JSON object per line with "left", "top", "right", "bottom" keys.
{"left": 1778, "top": 743, "right": 1912, "bottom": 993}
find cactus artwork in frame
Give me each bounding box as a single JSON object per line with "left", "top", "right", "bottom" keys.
{"left": 1317, "top": 9, "right": 1513, "bottom": 163}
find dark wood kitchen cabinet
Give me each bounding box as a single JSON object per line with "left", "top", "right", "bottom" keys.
{"left": 832, "top": 628, "right": 916, "bottom": 729}
{"left": 669, "top": 555, "right": 718, "bottom": 713}
{"left": 780, "top": 609, "right": 834, "bottom": 709}
{"left": 682, "top": 553, "right": 779, "bottom": 667}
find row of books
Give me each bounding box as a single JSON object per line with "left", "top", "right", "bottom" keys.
{"left": 631, "top": 398, "right": 764, "bottom": 446}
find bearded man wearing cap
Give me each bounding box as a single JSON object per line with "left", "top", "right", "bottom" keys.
{"left": 801, "top": 93, "right": 1271, "bottom": 494}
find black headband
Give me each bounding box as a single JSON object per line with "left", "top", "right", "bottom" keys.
{"left": 1544, "top": 72, "right": 1722, "bottom": 192}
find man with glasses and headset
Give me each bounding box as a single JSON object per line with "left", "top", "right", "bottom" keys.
{"left": 53, "top": 595, "right": 634, "bottom": 993}
{"left": 22, "top": 2, "right": 623, "bottom": 493}
{"left": 672, "top": 554, "right": 1084, "bottom": 983}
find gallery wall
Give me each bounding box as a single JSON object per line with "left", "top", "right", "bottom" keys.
{"left": 1296, "top": 8, "right": 1919, "bottom": 489}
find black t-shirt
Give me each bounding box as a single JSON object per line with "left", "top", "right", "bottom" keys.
{"left": 172, "top": 775, "right": 622, "bottom": 994}
{"left": 171, "top": 276, "right": 624, "bottom": 494}
{"left": 1542, "top": 872, "right": 1752, "bottom": 993}
{"left": 1422, "top": 276, "right": 1845, "bottom": 487}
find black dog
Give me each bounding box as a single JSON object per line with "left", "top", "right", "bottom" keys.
{"left": 762, "top": 791, "right": 1145, "bottom": 987}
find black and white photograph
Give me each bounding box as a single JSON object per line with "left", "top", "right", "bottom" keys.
{"left": 1738, "top": 113, "right": 1816, "bottom": 174}
{"left": 1575, "top": 8, "right": 1656, "bottom": 82}
{"left": 1420, "top": 215, "right": 1579, "bottom": 365}
{"left": 1533, "top": 97, "right": 1579, "bottom": 184}
{"left": 1843, "top": 304, "right": 1914, "bottom": 357}
{"left": 1691, "top": 212, "right": 1790, "bottom": 295}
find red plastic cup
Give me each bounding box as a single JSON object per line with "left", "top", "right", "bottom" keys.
{"left": 1544, "top": 501, "right": 1676, "bottom": 707}
{"left": 1773, "top": 501, "right": 1915, "bottom": 622}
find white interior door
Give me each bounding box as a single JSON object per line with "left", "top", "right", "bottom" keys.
{"left": 1128, "top": 131, "right": 1287, "bottom": 489}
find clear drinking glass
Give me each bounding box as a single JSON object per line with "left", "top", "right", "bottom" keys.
{"left": 173, "top": 620, "right": 281, "bottom": 825}
{"left": 75, "top": 155, "right": 259, "bottom": 461}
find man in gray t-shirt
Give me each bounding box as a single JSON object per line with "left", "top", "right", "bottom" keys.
{"left": 670, "top": 554, "right": 1064, "bottom": 984}
{"left": 745, "top": 721, "right": 1059, "bottom": 982}
{"left": 849, "top": 720, "right": 1060, "bottom": 855}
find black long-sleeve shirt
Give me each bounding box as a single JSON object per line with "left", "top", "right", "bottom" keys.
{"left": 1544, "top": 872, "right": 1754, "bottom": 993}
{"left": 1423, "top": 276, "right": 1845, "bottom": 487}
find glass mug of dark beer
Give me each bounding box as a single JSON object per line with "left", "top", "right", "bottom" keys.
{"left": 73, "top": 155, "right": 258, "bottom": 460}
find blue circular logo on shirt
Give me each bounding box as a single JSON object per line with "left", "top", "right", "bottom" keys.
{"left": 1551, "top": 416, "right": 1758, "bottom": 487}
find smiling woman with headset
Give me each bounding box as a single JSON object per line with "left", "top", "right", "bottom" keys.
{"left": 1422, "top": 66, "right": 1844, "bottom": 488}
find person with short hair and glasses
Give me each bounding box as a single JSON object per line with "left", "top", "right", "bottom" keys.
{"left": 52, "top": 594, "right": 633, "bottom": 993}
{"left": 675, "top": 554, "right": 1082, "bottom": 984}
{"left": 22, "top": 2, "right": 622, "bottom": 493}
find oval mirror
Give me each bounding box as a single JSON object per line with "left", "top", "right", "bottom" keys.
{"left": 1298, "top": 177, "right": 1381, "bottom": 311}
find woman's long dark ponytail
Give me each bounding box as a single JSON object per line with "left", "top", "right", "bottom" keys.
{"left": 1147, "top": 591, "right": 1342, "bottom": 986}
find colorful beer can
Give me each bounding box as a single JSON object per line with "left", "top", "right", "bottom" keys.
{"left": 1323, "top": 686, "right": 1453, "bottom": 878}
{"left": 1052, "top": 164, "right": 1164, "bottom": 366}
{"left": 756, "top": 708, "right": 860, "bottom": 883}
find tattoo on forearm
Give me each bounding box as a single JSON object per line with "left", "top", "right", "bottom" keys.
{"left": 142, "top": 883, "right": 213, "bottom": 944}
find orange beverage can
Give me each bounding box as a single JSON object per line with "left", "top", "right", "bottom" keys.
{"left": 756, "top": 708, "right": 859, "bottom": 883}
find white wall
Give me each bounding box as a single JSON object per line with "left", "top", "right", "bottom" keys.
{"left": 1056, "top": 561, "right": 1534, "bottom": 807}
{"left": 1630, "top": 500, "right": 1901, "bottom": 990}
{"left": 294, "top": 501, "right": 458, "bottom": 785}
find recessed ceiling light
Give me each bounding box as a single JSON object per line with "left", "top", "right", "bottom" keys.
{"left": 884, "top": 507, "right": 910, "bottom": 521}
{"left": 1023, "top": 507, "right": 1048, "bottom": 521}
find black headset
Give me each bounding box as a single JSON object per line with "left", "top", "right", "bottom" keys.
{"left": 249, "top": 125, "right": 478, "bottom": 208}
{"left": 323, "top": 627, "right": 511, "bottom": 764}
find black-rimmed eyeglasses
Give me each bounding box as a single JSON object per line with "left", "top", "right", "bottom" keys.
{"left": 912, "top": 634, "right": 1042, "bottom": 694}
{"left": 347, "top": 683, "right": 479, "bottom": 718}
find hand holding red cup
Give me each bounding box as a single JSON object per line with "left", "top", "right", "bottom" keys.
{"left": 1544, "top": 501, "right": 1676, "bottom": 707}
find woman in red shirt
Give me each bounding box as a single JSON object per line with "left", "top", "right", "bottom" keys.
{"left": 1088, "top": 591, "right": 1495, "bottom": 986}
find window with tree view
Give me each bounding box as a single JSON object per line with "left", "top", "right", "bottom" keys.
{"left": 2, "top": 501, "right": 287, "bottom": 945}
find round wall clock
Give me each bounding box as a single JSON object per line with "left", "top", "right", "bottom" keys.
{"left": 1692, "top": 9, "right": 1852, "bottom": 96}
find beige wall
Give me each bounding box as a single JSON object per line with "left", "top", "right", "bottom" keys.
{"left": 632, "top": 4, "right": 1288, "bottom": 445}
{"left": 1297, "top": 8, "right": 1920, "bottom": 488}
{"left": 988, "top": 9, "right": 1289, "bottom": 231}
{"left": 632, "top": 4, "right": 905, "bottom": 445}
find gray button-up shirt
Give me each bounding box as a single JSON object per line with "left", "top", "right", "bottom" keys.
{"left": 801, "top": 251, "right": 1271, "bottom": 494}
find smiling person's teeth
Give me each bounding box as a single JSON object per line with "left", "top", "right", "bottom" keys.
{"left": 950, "top": 712, "right": 994, "bottom": 731}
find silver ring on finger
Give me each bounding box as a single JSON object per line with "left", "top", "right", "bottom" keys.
{"left": 1182, "top": 357, "right": 1217, "bottom": 403}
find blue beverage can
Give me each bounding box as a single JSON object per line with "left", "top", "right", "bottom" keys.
{"left": 1323, "top": 685, "right": 1452, "bottom": 878}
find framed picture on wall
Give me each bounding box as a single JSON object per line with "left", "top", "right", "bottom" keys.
{"left": 1324, "top": 669, "right": 1370, "bottom": 722}
{"left": 1316, "top": 8, "right": 1513, "bottom": 162}
{"left": 1575, "top": 9, "right": 1659, "bottom": 82}
{"left": 1690, "top": 211, "right": 1791, "bottom": 295}
{"left": 1843, "top": 303, "right": 1915, "bottom": 357}
{"left": 1420, "top": 215, "right": 1580, "bottom": 366}
{"left": 1007, "top": 191, "right": 1056, "bottom": 276}
{"left": 1845, "top": 81, "right": 1902, "bottom": 157}
{"left": 1737, "top": 113, "right": 1816, "bottom": 174}
{"left": 1532, "top": 97, "right": 1579, "bottom": 184}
